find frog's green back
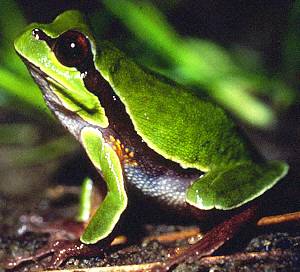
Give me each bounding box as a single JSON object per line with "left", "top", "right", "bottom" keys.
{"left": 96, "top": 43, "right": 252, "bottom": 171}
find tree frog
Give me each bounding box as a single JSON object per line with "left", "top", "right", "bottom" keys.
{"left": 11, "top": 10, "right": 288, "bottom": 270}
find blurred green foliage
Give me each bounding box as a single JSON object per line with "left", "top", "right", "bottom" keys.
{"left": 102, "top": 0, "right": 296, "bottom": 127}
{"left": 0, "top": 0, "right": 298, "bottom": 168}
{"left": 0, "top": 0, "right": 46, "bottom": 111}
{"left": 283, "top": 0, "right": 300, "bottom": 85}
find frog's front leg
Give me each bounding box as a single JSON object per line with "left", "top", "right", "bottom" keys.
{"left": 2, "top": 178, "right": 109, "bottom": 269}
{"left": 3, "top": 175, "right": 107, "bottom": 269}
{"left": 3, "top": 182, "right": 116, "bottom": 270}
{"left": 4, "top": 128, "right": 128, "bottom": 269}
{"left": 38, "top": 127, "right": 128, "bottom": 266}
{"left": 3, "top": 237, "right": 110, "bottom": 270}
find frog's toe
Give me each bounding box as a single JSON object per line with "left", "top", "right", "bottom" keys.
{"left": 19, "top": 214, "right": 86, "bottom": 240}
{"left": 156, "top": 205, "right": 257, "bottom": 271}
{"left": 2, "top": 239, "right": 106, "bottom": 270}
{"left": 44, "top": 239, "right": 104, "bottom": 268}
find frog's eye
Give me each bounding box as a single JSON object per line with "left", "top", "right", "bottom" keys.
{"left": 53, "top": 30, "right": 90, "bottom": 67}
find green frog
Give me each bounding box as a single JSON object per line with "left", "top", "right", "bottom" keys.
{"left": 9, "top": 10, "right": 288, "bottom": 271}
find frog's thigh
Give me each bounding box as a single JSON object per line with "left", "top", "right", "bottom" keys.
{"left": 186, "top": 161, "right": 288, "bottom": 210}
{"left": 80, "top": 127, "right": 128, "bottom": 244}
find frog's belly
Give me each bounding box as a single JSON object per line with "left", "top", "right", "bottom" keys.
{"left": 123, "top": 163, "right": 200, "bottom": 212}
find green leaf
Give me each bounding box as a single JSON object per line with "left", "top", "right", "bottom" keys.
{"left": 77, "top": 177, "right": 93, "bottom": 222}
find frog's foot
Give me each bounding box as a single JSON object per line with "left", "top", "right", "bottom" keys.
{"left": 18, "top": 214, "right": 86, "bottom": 240}
{"left": 2, "top": 215, "right": 99, "bottom": 269}
{"left": 151, "top": 205, "right": 258, "bottom": 272}
{"left": 3, "top": 239, "right": 105, "bottom": 269}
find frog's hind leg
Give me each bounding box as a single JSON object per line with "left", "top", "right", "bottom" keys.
{"left": 151, "top": 160, "right": 288, "bottom": 271}
{"left": 152, "top": 204, "right": 258, "bottom": 272}
{"left": 186, "top": 160, "right": 288, "bottom": 210}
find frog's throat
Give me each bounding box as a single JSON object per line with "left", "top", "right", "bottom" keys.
{"left": 25, "top": 59, "right": 92, "bottom": 140}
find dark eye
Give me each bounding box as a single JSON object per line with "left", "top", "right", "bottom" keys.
{"left": 54, "top": 30, "right": 90, "bottom": 67}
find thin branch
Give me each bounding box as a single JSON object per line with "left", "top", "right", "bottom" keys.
{"left": 43, "top": 249, "right": 292, "bottom": 272}
{"left": 143, "top": 227, "right": 201, "bottom": 243}
{"left": 43, "top": 262, "right": 161, "bottom": 272}
{"left": 257, "top": 211, "right": 300, "bottom": 227}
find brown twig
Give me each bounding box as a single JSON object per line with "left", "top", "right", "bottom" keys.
{"left": 257, "top": 211, "right": 300, "bottom": 227}
{"left": 43, "top": 249, "right": 292, "bottom": 272}
{"left": 43, "top": 262, "right": 161, "bottom": 272}
{"left": 143, "top": 227, "right": 201, "bottom": 243}
{"left": 143, "top": 211, "right": 300, "bottom": 245}
{"left": 195, "top": 249, "right": 291, "bottom": 267}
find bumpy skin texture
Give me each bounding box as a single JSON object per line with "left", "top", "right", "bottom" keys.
{"left": 96, "top": 43, "right": 252, "bottom": 171}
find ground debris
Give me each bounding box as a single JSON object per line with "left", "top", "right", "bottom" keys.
{"left": 1, "top": 191, "right": 300, "bottom": 272}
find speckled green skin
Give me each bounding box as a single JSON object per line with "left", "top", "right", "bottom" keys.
{"left": 14, "top": 10, "right": 289, "bottom": 244}
{"left": 97, "top": 42, "right": 251, "bottom": 171}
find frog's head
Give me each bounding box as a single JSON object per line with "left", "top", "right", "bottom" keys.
{"left": 14, "top": 10, "right": 108, "bottom": 129}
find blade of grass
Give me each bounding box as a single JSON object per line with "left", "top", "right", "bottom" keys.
{"left": 103, "top": 0, "right": 182, "bottom": 59}
{"left": 0, "top": 0, "right": 28, "bottom": 77}
{"left": 0, "top": 66, "right": 50, "bottom": 113}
